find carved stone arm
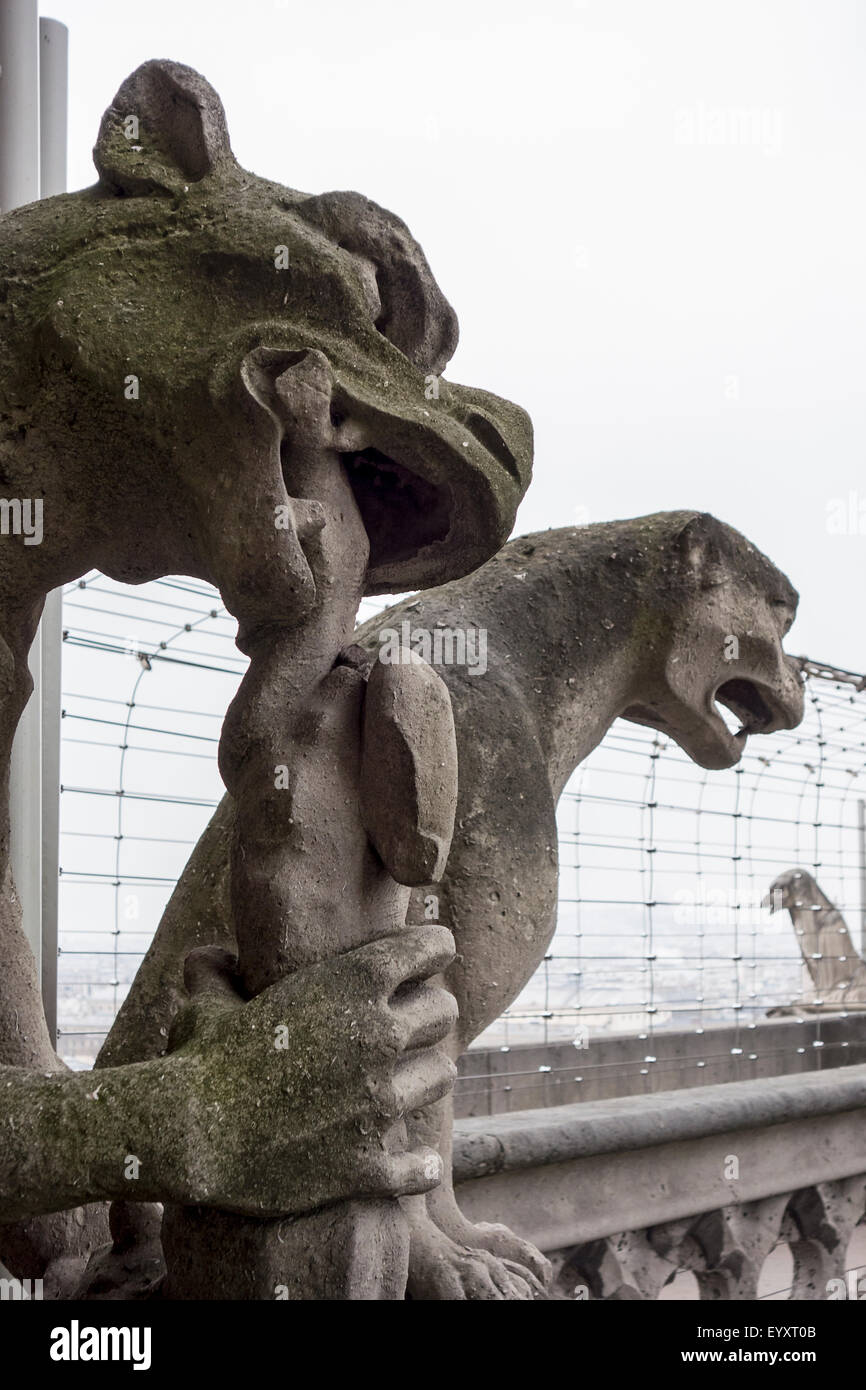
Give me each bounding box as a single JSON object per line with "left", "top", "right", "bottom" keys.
{"left": 1, "top": 929, "right": 457, "bottom": 1225}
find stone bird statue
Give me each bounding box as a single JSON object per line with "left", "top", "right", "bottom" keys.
{"left": 765, "top": 868, "right": 866, "bottom": 1012}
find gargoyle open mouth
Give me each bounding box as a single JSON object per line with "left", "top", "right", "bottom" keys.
{"left": 712, "top": 678, "right": 787, "bottom": 740}
{"left": 341, "top": 447, "right": 453, "bottom": 571}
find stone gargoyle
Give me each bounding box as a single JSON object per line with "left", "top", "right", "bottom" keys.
{"left": 0, "top": 60, "right": 533, "bottom": 1300}
{"left": 98, "top": 512, "right": 805, "bottom": 1298}
{"left": 766, "top": 869, "right": 866, "bottom": 1015}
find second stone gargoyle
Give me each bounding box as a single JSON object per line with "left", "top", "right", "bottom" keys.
{"left": 99, "top": 511, "right": 805, "bottom": 1298}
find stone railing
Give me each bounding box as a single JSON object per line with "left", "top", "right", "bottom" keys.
{"left": 452, "top": 1064, "right": 866, "bottom": 1299}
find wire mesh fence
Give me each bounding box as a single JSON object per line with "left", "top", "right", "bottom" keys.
{"left": 56, "top": 574, "right": 866, "bottom": 1088}
{"left": 58, "top": 574, "right": 241, "bottom": 1066}
{"left": 478, "top": 658, "right": 866, "bottom": 1049}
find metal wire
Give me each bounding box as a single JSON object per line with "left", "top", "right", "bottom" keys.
{"left": 55, "top": 576, "right": 866, "bottom": 1092}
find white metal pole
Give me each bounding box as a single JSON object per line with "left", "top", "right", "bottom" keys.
{"left": 38, "top": 16, "right": 68, "bottom": 1044}
{"left": 1, "top": 0, "right": 43, "bottom": 985}
{"left": 0, "top": 0, "right": 40, "bottom": 213}
{"left": 39, "top": 17, "right": 66, "bottom": 194}
{"left": 0, "top": 6, "right": 67, "bottom": 1043}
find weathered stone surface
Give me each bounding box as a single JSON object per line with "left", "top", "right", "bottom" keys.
{"left": 162, "top": 1200, "right": 409, "bottom": 1301}
{"left": 1, "top": 57, "right": 530, "bottom": 1297}
{"left": 0, "top": 60, "right": 531, "bottom": 613}
{"left": 451, "top": 1067, "right": 866, "bottom": 1300}
{"left": 95, "top": 798, "right": 236, "bottom": 1071}
{"left": 453, "top": 1066, "right": 866, "bottom": 1181}
{"left": 1, "top": 937, "right": 456, "bottom": 1223}
{"left": 360, "top": 649, "right": 458, "bottom": 885}
{"left": 107, "top": 512, "right": 804, "bottom": 1297}
{"left": 75, "top": 1202, "right": 165, "bottom": 1301}
{"left": 0, "top": 50, "right": 818, "bottom": 1302}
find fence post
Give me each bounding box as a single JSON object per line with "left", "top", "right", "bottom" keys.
{"left": 38, "top": 17, "right": 68, "bottom": 1045}
{"left": 1, "top": 0, "right": 42, "bottom": 989}
{"left": 0, "top": 3, "right": 66, "bottom": 1043}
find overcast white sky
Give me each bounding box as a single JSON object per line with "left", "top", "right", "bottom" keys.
{"left": 47, "top": 0, "right": 866, "bottom": 671}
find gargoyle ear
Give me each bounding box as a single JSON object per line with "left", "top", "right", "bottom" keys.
{"left": 677, "top": 512, "right": 731, "bottom": 588}
{"left": 296, "top": 191, "right": 460, "bottom": 376}
{"left": 94, "top": 60, "right": 235, "bottom": 196}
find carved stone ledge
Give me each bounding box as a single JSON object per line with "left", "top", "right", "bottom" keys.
{"left": 546, "top": 1183, "right": 866, "bottom": 1300}
{"left": 453, "top": 1066, "right": 866, "bottom": 1299}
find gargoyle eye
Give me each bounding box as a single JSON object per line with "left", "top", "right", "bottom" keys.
{"left": 770, "top": 597, "right": 794, "bottom": 631}
{"left": 336, "top": 244, "right": 384, "bottom": 333}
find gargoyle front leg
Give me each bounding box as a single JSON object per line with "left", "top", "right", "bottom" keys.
{"left": 402, "top": 1089, "right": 552, "bottom": 1300}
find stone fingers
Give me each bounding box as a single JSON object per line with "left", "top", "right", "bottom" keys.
{"left": 354, "top": 1144, "right": 444, "bottom": 1201}
{"left": 390, "top": 1049, "right": 457, "bottom": 1115}
{"left": 286, "top": 1135, "right": 446, "bottom": 1211}
{"left": 350, "top": 924, "right": 456, "bottom": 997}
{"left": 365, "top": 1048, "right": 457, "bottom": 1123}
{"left": 388, "top": 978, "right": 459, "bottom": 1051}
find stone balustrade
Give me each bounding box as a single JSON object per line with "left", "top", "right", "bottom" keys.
{"left": 452, "top": 1064, "right": 866, "bottom": 1299}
